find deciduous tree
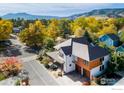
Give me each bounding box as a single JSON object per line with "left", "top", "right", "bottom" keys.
{"left": 0, "top": 20, "right": 13, "bottom": 41}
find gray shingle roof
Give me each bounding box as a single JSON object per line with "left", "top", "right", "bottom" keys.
{"left": 88, "top": 44, "right": 109, "bottom": 61}
{"left": 61, "top": 46, "right": 72, "bottom": 55}
{"left": 72, "top": 37, "right": 90, "bottom": 45}
{"left": 107, "top": 34, "right": 119, "bottom": 41}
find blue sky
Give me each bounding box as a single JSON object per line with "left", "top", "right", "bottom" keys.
{"left": 0, "top": 3, "right": 124, "bottom": 17}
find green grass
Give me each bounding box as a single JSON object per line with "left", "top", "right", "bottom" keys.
{"left": 0, "top": 72, "right": 6, "bottom": 81}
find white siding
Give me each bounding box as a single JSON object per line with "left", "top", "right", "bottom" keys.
{"left": 90, "top": 55, "right": 110, "bottom": 77}
{"left": 63, "top": 55, "right": 75, "bottom": 73}
{"left": 59, "top": 49, "right": 75, "bottom": 73}
{"left": 72, "top": 42, "right": 89, "bottom": 61}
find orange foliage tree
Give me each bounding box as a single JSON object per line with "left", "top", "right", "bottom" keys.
{"left": 0, "top": 57, "right": 22, "bottom": 76}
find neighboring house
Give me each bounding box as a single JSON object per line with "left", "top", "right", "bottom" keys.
{"left": 116, "top": 44, "right": 124, "bottom": 55}
{"left": 47, "top": 37, "right": 110, "bottom": 80}
{"left": 99, "top": 34, "right": 120, "bottom": 47}
{"left": 13, "top": 26, "right": 23, "bottom": 33}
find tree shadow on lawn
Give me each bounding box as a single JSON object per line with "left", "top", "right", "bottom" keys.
{"left": 23, "top": 46, "right": 41, "bottom": 54}
{"left": 0, "top": 45, "right": 22, "bottom": 57}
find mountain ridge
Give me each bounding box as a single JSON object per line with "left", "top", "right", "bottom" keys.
{"left": 1, "top": 12, "right": 60, "bottom": 20}
{"left": 67, "top": 8, "right": 124, "bottom": 19}
{"left": 1, "top": 8, "right": 124, "bottom": 20}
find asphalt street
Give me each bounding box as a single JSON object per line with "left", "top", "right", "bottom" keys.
{"left": 23, "top": 60, "right": 58, "bottom": 85}
{"left": 1, "top": 34, "right": 58, "bottom": 85}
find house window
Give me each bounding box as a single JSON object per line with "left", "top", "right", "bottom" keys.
{"left": 100, "top": 65, "right": 104, "bottom": 71}
{"left": 59, "top": 52, "right": 64, "bottom": 58}
{"left": 83, "top": 60, "right": 89, "bottom": 66}
{"left": 102, "top": 65, "right": 104, "bottom": 70}
{"left": 69, "top": 64, "right": 72, "bottom": 67}
{"left": 100, "top": 66, "right": 102, "bottom": 71}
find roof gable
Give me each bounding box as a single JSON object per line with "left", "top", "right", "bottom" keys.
{"left": 72, "top": 42, "right": 90, "bottom": 61}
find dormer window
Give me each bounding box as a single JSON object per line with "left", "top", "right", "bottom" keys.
{"left": 83, "top": 60, "right": 89, "bottom": 66}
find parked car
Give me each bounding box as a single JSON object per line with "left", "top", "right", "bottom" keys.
{"left": 50, "top": 64, "right": 58, "bottom": 71}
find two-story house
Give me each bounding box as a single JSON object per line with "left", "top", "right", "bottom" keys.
{"left": 99, "top": 33, "right": 120, "bottom": 47}
{"left": 13, "top": 26, "right": 23, "bottom": 33}
{"left": 47, "top": 37, "right": 110, "bottom": 79}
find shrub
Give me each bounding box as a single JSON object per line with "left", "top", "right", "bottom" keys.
{"left": 41, "top": 56, "right": 50, "bottom": 64}
{"left": 0, "top": 72, "right": 6, "bottom": 81}
{"left": 44, "top": 64, "right": 50, "bottom": 69}
{"left": 58, "top": 72, "right": 62, "bottom": 77}
{"left": 15, "top": 79, "right": 20, "bottom": 86}
{"left": 0, "top": 57, "right": 22, "bottom": 76}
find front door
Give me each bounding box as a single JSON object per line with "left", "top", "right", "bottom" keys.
{"left": 76, "top": 64, "right": 81, "bottom": 74}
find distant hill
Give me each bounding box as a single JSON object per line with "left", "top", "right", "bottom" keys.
{"left": 68, "top": 8, "right": 124, "bottom": 19}
{"left": 1, "top": 13, "right": 60, "bottom": 20}
{"left": 1, "top": 8, "right": 124, "bottom": 20}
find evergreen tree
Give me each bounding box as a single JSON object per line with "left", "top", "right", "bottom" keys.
{"left": 83, "top": 30, "right": 92, "bottom": 43}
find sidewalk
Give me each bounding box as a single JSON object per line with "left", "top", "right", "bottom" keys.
{"left": 0, "top": 77, "right": 18, "bottom": 86}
